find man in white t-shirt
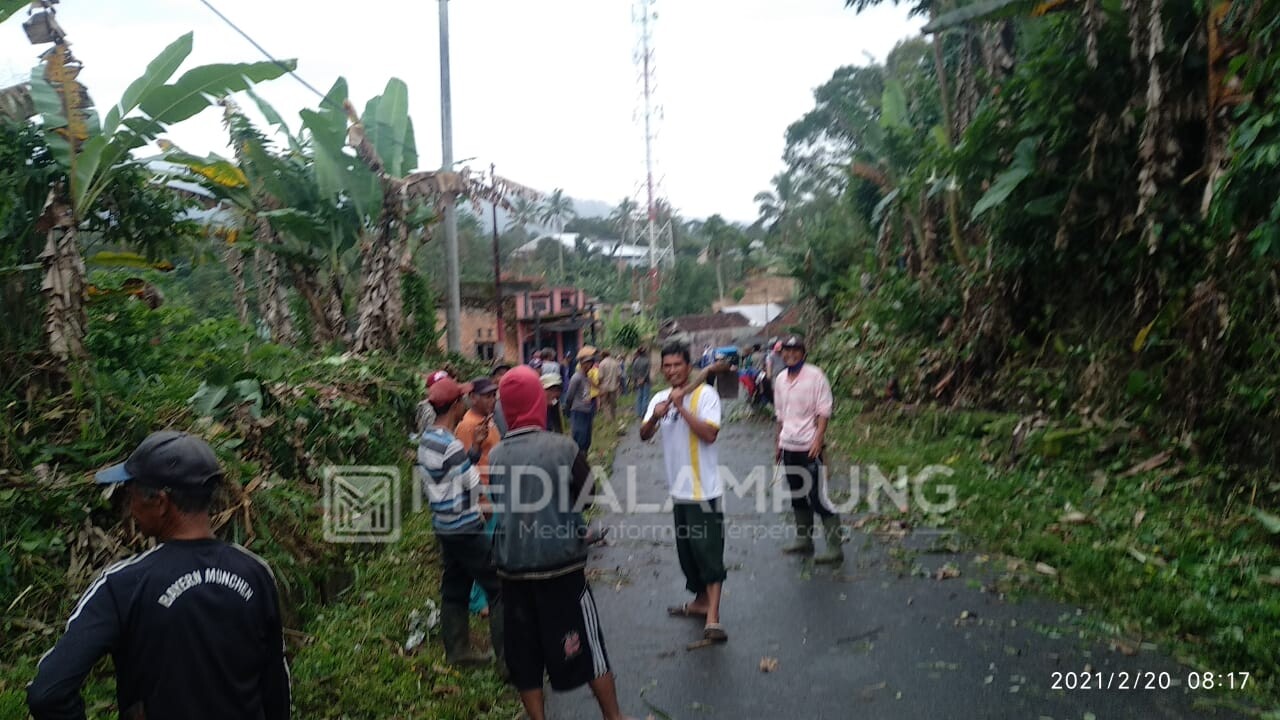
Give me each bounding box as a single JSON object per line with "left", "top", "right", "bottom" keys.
{"left": 639, "top": 341, "right": 727, "bottom": 644}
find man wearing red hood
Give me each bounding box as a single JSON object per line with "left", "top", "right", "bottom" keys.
{"left": 489, "top": 366, "right": 629, "bottom": 720}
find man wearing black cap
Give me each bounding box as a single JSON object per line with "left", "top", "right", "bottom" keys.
{"left": 27, "top": 431, "right": 291, "bottom": 720}
{"left": 415, "top": 377, "right": 505, "bottom": 670}
{"left": 772, "top": 335, "right": 843, "bottom": 564}
{"left": 457, "top": 377, "right": 499, "bottom": 470}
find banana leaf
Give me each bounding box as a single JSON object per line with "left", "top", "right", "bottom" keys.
{"left": 922, "top": 0, "right": 1039, "bottom": 33}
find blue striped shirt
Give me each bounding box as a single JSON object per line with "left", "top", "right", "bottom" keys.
{"left": 416, "top": 428, "right": 484, "bottom": 533}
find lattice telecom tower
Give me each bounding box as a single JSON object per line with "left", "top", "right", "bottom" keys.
{"left": 632, "top": 0, "right": 675, "bottom": 304}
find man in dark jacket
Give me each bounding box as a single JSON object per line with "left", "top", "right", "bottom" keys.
{"left": 28, "top": 431, "right": 290, "bottom": 720}
{"left": 490, "top": 366, "right": 627, "bottom": 720}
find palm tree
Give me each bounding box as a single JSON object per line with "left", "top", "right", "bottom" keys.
{"left": 23, "top": 25, "right": 290, "bottom": 363}
{"left": 701, "top": 214, "right": 733, "bottom": 304}
{"left": 539, "top": 189, "right": 576, "bottom": 281}
{"left": 608, "top": 197, "right": 640, "bottom": 242}
{"left": 506, "top": 195, "right": 542, "bottom": 234}
{"left": 754, "top": 171, "right": 798, "bottom": 249}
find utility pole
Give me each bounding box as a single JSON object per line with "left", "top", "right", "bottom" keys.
{"left": 640, "top": 0, "right": 658, "bottom": 274}
{"left": 632, "top": 0, "right": 674, "bottom": 314}
{"left": 491, "top": 163, "right": 504, "bottom": 359}
{"left": 439, "top": 0, "right": 462, "bottom": 353}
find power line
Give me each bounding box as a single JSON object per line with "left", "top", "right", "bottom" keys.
{"left": 193, "top": 0, "right": 424, "bottom": 155}
{"left": 194, "top": 0, "right": 327, "bottom": 104}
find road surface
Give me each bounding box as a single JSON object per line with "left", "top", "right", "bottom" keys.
{"left": 546, "top": 406, "right": 1246, "bottom": 719}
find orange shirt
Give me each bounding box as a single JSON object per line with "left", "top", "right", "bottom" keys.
{"left": 455, "top": 409, "right": 498, "bottom": 474}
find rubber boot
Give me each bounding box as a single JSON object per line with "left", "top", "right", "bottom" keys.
{"left": 814, "top": 515, "right": 845, "bottom": 565}
{"left": 782, "top": 508, "right": 815, "bottom": 554}
{"left": 487, "top": 600, "right": 509, "bottom": 681}
{"left": 442, "top": 602, "right": 490, "bottom": 667}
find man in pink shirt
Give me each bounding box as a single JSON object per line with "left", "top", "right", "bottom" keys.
{"left": 772, "top": 335, "right": 843, "bottom": 564}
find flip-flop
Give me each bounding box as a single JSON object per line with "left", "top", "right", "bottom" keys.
{"left": 667, "top": 603, "right": 707, "bottom": 618}
{"left": 703, "top": 623, "right": 728, "bottom": 642}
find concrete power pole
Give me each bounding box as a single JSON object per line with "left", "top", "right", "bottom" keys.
{"left": 439, "top": 0, "right": 462, "bottom": 353}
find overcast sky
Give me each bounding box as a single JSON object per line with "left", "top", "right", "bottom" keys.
{"left": 0, "top": 0, "right": 921, "bottom": 223}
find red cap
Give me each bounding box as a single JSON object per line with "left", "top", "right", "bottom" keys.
{"left": 426, "top": 370, "right": 450, "bottom": 388}
{"left": 428, "top": 377, "right": 472, "bottom": 407}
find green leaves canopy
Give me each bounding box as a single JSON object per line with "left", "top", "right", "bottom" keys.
{"left": 300, "top": 79, "right": 381, "bottom": 222}
{"left": 921, "top": 0, "right": 1039, "bottom": 34}
{"left": 970, "top": 136, "right": 1040, "bottom": 220}
{"left": 29, "top": 32, "right": 294, "bottom": 216}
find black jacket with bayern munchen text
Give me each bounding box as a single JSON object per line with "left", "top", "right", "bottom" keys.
{"left": 27, "top": 538, "right": 290, "bottom": 720}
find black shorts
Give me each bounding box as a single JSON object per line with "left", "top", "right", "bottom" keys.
{"left": 502, "top": 569, "right": 611, "bottom": 692}
{"left": 673, "top": 498, "right": 726, "bottom": 594}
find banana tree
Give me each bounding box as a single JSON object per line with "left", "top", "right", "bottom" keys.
{"left": 164, "top": 94, "right": 360, "bottom": 347}
{"left": 24, "top": 21, "right": 292, "bottom": 362}
{"left": 304, "top": 77, "right": 516, "bottom": 353}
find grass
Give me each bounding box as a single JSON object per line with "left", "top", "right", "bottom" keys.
{"left": 826, "top": 403, "right": 1280, "bottom": 711}
{"left": 289, "top": 509, "right": 520, "bottom": 720}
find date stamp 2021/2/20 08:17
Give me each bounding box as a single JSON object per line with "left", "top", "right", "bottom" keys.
{"left": 1050, "top": 670, "right": 1251, "bottom": 691}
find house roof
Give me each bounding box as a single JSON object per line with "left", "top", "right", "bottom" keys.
{"left": 511, "top": 233, "right": 650, "bottom": 263}
{"left": 762, "top": 304, "right": 804, "bottom": 338}
{"left": 661, "top": 312, "right": 751, "bottom": 335}
{"left": 718, "top": 302, "right": 786, "bottom": 327}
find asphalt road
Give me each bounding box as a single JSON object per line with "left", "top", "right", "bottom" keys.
{"left": 545, "top": 408, "right": 1248, "bottom": 720}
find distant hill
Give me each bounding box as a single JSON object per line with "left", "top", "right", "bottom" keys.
{"left": 572, "top": 198, "right": 613, "bottom": 219}
{"left": 479, "top": 195, "right": 615, "bottom": 232}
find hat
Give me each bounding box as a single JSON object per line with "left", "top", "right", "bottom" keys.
{"left": 490, "top": 363, "right": 512, "bottom": 376}
{"left": 577, "top": 345, "right": 598, "bottom": 361}
{"left": 425, "top": 369, "right": 450, "bottom": 387}
{"left": 96, "top": 431, "right": 222, "bottom": 488}
{"left": 781, "top": 335, "right": 806, "bottom": 350}
{"left": 470, "top": 377, "right": 498, "bottom": 395}
{"left": 499, "top": 366, "right": 548, "bottom": 431}
{"left": 540, "top": 373, "right": 563, "bottom": 389}
{"left": 428, "top": 377, "right": 473, "bottom": 407}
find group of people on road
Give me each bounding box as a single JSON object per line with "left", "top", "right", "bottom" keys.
{"left": 524, "top": 344, "right": 655, "bottom": 456}
{"left": 28, "top": 330, "right": 834, "bottom": 720}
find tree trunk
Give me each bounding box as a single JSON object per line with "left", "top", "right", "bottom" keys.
{"left": 353, "top": 214, "right": 402, "bottom": 353}
{"left": 254, "top": 217, "right": 295, "bottom": 345}
{"left": 558, "top": 233, "right": 565, "bottom": 280}
{"left": 715, "top": 256, "right": 725, "bottom": 304}
{"left": 224, "top": 242, "right": 250, "bottom": 326}
{"left": 1134, "top": 0, "right": 1173, "bottom": 252}
{"left": 39, "top": 189, "right": 86, "bottom": 362}
{"left": 293, "top": 263, "right": 335, "bottom": 346}
{"left": 919, "top": 195, "right": 939, "bottom": 279}
{"left": 325, "top": 273, "right": 347, "bottom": 345}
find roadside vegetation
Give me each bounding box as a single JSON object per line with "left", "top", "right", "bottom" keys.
{"left": 758, "top": 0, "right": 1279, "bottom": 706}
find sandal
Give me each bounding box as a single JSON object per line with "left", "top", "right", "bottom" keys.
{"left": 666, "top": 603, "right": 707, "bottom": 618}
{"left": 703, "top": 623, "right": 728, "bottom": 642}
